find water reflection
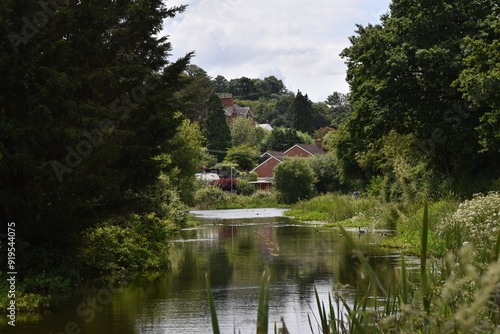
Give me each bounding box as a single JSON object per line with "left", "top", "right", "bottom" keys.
{"left": 0, "top": 211, "right": 417, "bottom": 334}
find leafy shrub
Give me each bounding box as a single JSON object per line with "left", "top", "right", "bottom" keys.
{"left": 79, "top": 213, "right": 173, "bottom": 275}
{"left": 236, "top": 179, "right": 255, "bottom": 195}
{"left": 247, "top": 171, "right": 258, "bottom": 181}
{"left": 194, "top": 185, "right": 231, "bottom": 209}
{"left": 274, "top": 158, "right": 316, "bottom": 204}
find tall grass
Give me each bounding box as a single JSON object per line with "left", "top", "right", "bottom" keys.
{"left": 206, "top": 271, "right": 272, "bottom": 334}
{"left": 206, "top": 197, "right": 500, "bottom": 333}
{"left": 286, "top": 194, "right": 376, "bottom": 224}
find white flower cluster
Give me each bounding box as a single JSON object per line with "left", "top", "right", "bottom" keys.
{"left": 437, "top": 192, "right": 500, "bottom": 250}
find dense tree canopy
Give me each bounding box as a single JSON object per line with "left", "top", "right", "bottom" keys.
{"left": 0, "top": 0, "right": 192, "bottom": 270}
{"left": 340, "top": 0, "right": 499, "bottom": 193}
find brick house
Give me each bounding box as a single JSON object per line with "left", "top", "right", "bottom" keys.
{"left": 219, "top": 93, "right": 256, "bottom": 125}
{"left": 250, "top": 140, "right": 325, "bottom": 190}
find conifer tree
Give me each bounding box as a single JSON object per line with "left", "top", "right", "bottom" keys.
{"left": 204, "top": 93, "right": 231, "bottom": 161}
{"left": 0, "top": 0, "right": 192, "bottom": 273}
{"left": 290, "top": 90, "right": 314, "bottom": 134}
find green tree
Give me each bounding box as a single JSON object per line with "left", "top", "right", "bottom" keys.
{"left": 212, "top": 75, "right": 228, "bottom": 93}
{"left": 0, "top": 0, "right": 192, "bottom": 274}
{"left": 178, "top": 64, "right": 214, "bottom": 122}
{"left": 308, "top": 154, "right": 343, "bottom": 194}
{"left": 224, "top": 144, "right": 260, "bottom": 171}
{"left": 204, "top": 93, "right": 231, "bottom": 161}
{"left": 456, "top": 6, "right": 500, "bottom": 153}
{"left": 290, "top": 90, "right": 314, "bottom": 134}
{"left": 341, "top": 0, "right": 499, "bottom": 192}
{"left": 262, "top": 128, "right": 303, "bottom": 152}
{"left": 274, "top": 158, "right": 316, "bottom": 204}
{"left": 228, "top": 77, "right": 258, "bottom": 100}
{"left": 166, "top": 119, "right": 204, "bottom": 204}
{"left": 325, "top": 92, "right": 353, "bottom": 127}
{"left": 230, "top": 116, "right": 257, "bottom": 147}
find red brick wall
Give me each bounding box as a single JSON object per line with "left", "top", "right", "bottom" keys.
{"left": 253, "top": 158, "right": 281, "bottom": 178}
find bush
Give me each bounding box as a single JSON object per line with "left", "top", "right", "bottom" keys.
{"left": 236, "top": 179, "right": 255, "bottom": 196}
{"left": 194, "top": 185, "right": 231, "bottom": 209}
{"left": 79, "top": 213, "right": 173, "bottom": 276}
{"left": 274, "top": 158, "right": 316, "bottom": 204}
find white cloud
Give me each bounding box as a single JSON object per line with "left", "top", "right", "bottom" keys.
{"left": 162, "top": 0, "right": 391, "bottom": 101}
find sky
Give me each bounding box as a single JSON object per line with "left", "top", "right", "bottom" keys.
{"left": 161, "top": 0, "right": 392, "bottom": 102}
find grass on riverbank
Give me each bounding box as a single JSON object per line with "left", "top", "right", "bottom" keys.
{"left": 285, "top": 193, "right": 461, "bottom": 256}
{"left": 207, "top": 197, "right": 500, "bottom": 333}
{"left": 193, "top": 186, "right": 288, "bottom": 210}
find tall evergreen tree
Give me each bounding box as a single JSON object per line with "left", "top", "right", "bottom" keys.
{"left": 204, "top": 93, "right": 231, "bottom": 161}
{"left": 0, "top": 0, "right": 192, "bottom": 272}
{"left": 290, "top": 90, "right": 314, "bottom": 134}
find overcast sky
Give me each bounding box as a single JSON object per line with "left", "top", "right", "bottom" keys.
{"left": 161, "top": 0, "right": 392, "bottom": 102}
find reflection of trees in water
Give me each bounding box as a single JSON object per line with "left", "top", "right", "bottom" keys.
{"left": 209, "top": 246, "right": 233, "bottom": 287}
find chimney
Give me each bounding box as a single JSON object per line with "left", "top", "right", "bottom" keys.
{"left": 315, "top": 138, "right": 323, "bottom": 149}
{"left": 219, "top": 93, "right": 234, "bottom": 107}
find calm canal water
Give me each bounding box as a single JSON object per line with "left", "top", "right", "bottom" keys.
{"left": 2, "top": 208, "right": 417, "bottom": 334}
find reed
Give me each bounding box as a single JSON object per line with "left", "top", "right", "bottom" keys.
{"left": 206, "top": 197, "right": 500, "bottom": 333}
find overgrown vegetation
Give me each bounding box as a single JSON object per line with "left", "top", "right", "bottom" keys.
{"left": 207, "top": 197, "right": 500, "bottom": 333}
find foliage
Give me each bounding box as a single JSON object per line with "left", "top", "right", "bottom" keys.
{"left": 235, "top": 179, "right": 255, "bottom": 196}
{"left": 164, "top": 119, "right": 204, "bottom": 204}
{"left": 437, "top": 192, "right": 500, "bottom": 258}
{"left": 193, "top": 185, "right": 236, "bottom": 209}
{"left": 340, "top": 0, "right": 499, "bottom": 195}
{"left": 210, "top": 178, "right": 237, "bottom": 192}
{"left": 261, "top": 127, "right": 303, "bottom": 152}
{"left": 199, "top": 148, "right": 219, "bottom": 169}
{"left": 79, "top": 213, "right": 175, "bottom": 276}
{"left": 247, "top": 171, "right": 259, "bottom": 182}
{"left": 224, "top": 76, "right": 288, "bottom": 100}
{"left": 223, "top": 144, "right": 260, "bottom": 171}
{"left": 177, "top": 65, "right": 215, "bottom": 122}
{"left": 204, "top": 93, "right": 231, "bottom": 161}
{"left": 287, "top": 193, "right": 375, "bottom": 224}
{"left": 325, "top": 92, "right": 353, "bottom": 127}
{"left": 290, "top": 90, "right": 314, "bottom": 134}
{"left": 455, "top": 6, "right": 500, "bottom": 153}
{"left": 274, "top": 158, "right": 316, "bottom": 204}
{"left": 308, "top": 154, "right": 344, "bottom": 194}
{"left": 0, "top": 281, "right": 50, "bottom": 312}
{"left": 230, "top": 116, "right": 258, "bottom": 147}
{"left": 0, "top": 0, "right": 192, "bottom": 278}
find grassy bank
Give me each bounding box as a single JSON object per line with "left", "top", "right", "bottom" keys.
{"left": 192, "top": 186, "right": 288, "bottom": 210}
{"left": 285, "top": 193, "right": 462, "bottom": 256}
{"left": 207, "top": 193, "right": 500, "bottom": 333}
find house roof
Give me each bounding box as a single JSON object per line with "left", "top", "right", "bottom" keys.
{"left": 284, "top": 144, "right": 326, "bottom": 156}
{"left": 224, "top": 104, "right": 256, "bottom": 119}
{"left": 257, "top": 123, "right": 273, "bottom": 131}
{"left": 261, "top": 151, "right": 285, "bottom": 161}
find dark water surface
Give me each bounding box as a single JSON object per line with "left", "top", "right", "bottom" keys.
{"left": 1, "top": 209, "right": 415, "bottom": 334}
